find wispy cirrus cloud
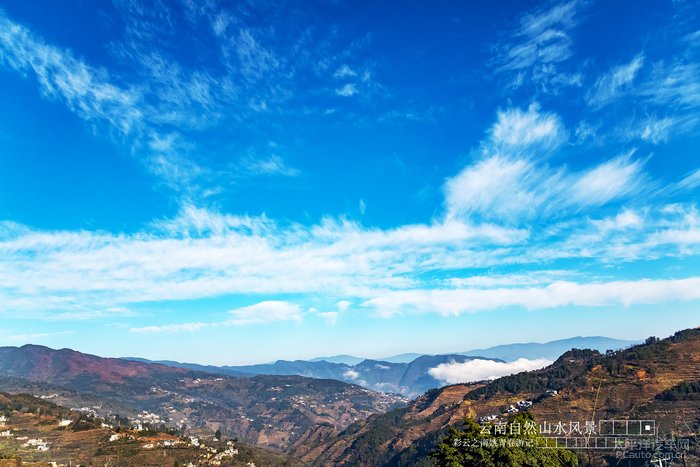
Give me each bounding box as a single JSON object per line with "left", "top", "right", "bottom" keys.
{"left": 640, "top": 61, "right": 700, "bottom": 109}
{"left": 363, "top": 277, "right": 700, "bottom": 318}
{"left": 0, "top": 12, "right": 143, "bottom": 135}
{"left": 489, "top": 104, "right": 566, "bottom": 150}
{"left": 0, "top": 102, "right": 698, "bottom": 325}
{"left": 0, "top": 5, "right": 386, "bottom": 200}
{"left": 242, "top": 154, "right": 300, "bottom": 177}
{"left": 586, "top": 54, "right": 645, "bottom": 107}
{"left": 567, "top": 151, "right": 646, "bottom": 206}
{"left": 1, "top": 200, "right": 699, "bottom": 321}
{"left": 0, "top": 10, "right": 215, "bottom": 197}
{"left": 129, "top": 300, "right": 302, "bottom": 333}
{"left": 494, "top": 0, "right": 585, "bottom": 92}
{"left": 620, "top": 115, "right": 699, "bottom": 144}
{"left": 677, "top": 168, "right": 700, "bottom": 192}
{"left": 0, "top": 331, "right": 73, "bottom": 345}
{"left": 495, "top": 1, "right": 580, "bottom": 72}
{"left": 444, "top": 105, "right": 646, "bottom": 223}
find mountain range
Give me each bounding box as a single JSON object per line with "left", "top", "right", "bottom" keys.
{"left": 0, "top": 344, "right": 404, "bottom": 451}
{"left": 0, "top": 331, "right": 695, "bottom": 465}
{"left": 289, "top": 328, "right": 700, "bottom": 466}
{"left": 458, "top": 335, "right": 641, "bottom": 361}
{"left": 125, "top": 335, "right": 638, "bottom": 398}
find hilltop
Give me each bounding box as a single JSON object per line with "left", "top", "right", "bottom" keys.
{"left": 289, "top": 328, "right": 700, "bottom": 466}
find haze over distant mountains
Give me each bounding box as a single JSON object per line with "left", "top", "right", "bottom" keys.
{"left": 126, "top": 335, "right": 638, "bottom": 398}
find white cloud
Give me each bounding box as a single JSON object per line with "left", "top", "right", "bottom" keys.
{"left": 592, "top": 210, "right": 643, "bottom": 232}
{"left": 640, "top": 61, "right": 700, "bottom": 109}
{"left": 574, "top": 121, "right": 599, "bottom": 143}
{"left": 0, "top": 13, "right": 143, "bottom": 134}
{"left": 445, "top": 106, "right": 644, "bottom": 223}
{"left": 129, "top": 300, "right": 303, "bottom": 333}
{"left": 445, "top": 146, "right": 645, "bottom": 223}
{"left": 130, "top": 322, "right": 209, "bottom": 334}
{"left": 677, "top": 169, "right": 700, "bottom": 191}
{"left": 235, "top": 29, "right": 279, "bottom": 81}
{"left": 333, "top": 64, "right": 357, "bottom": 78}
{"left": 335, "top": 83, "right": 358, "bottom": 97}
{"left": 494, "top": 1, "right": 585, "bottom": 93}
{"left": 449, "top": 270, "right": 575, "bottom": 288}
{"left": 227, "top": 301, "right": 302, "bottom": 325}
{"left": 363, "top": 277, "right": 700, "bottom": 317}
{"left": 621, "top": 115, "right": 699, "bottom": 145}
{"left": 496, "top": 1, "right": 579, "bottom": 72}
{"left": 0, "top": 11, "right": 219, "bottom": 197}
{"left": 429, "top": 358, "right": 553, "bottom": 384}
{"left": 587, "top": 54, "right": 644, "bottom": 107}
{"left": 343, "top": 369, "right": 359, "bottom": 380}
{"left": 0, "top": 96, "right": 688, "bottom": 326}
{"left": 1, "top": 202, "right": 699, "bottom": 321}
{"left": 444, "top": 104, "right": 568, "bottom": 223}
{"left": 646, "top": 207, "right": 700, "bottom": 248}
{"left": 640, "top": 117, "right": 677, "bottom": 143}
{"left": 0, "top": 7, "right": 377, "bottom": 199}
{"left": 243, "top": 155, "right": 300, "bottom": 177}
{"left": 211, "top": 12, "right": 232, "bottom": 37}
{"left": 444, "top": 156, "right": 556, "bottom": 222}
{"left": 567, "top": 152, "right": 646, "bottom": 206}
{"left": 490, "top": 104, "right": 566, "bottom": 149}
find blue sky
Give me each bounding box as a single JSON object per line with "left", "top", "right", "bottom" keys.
{"left": 0, "top": 0, "right": 699, "bottom": 365}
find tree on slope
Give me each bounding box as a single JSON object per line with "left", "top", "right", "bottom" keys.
{"left": 431, "top": 412, "right": 578, "bottom": 466}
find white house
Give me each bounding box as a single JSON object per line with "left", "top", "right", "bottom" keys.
{"left": 58, "top": 419, "right": 73, "bottom": 427}
{"left": 0, "top": 430, "right": 12, "bottom": 437}
{"left": 23, "top": 438, "right": 49, "bottom": 451}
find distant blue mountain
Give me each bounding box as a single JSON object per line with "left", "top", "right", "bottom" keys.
{"left": 124, "top": 335, "right": 640, "bottom": 398}
{"left": 125, "top": 354, "right": 495, "bottom": 398}
{"left": 376, "top": 352, "right": 426, "bottom": 363}
{"left": 459, "top": 336, "right": 639, "bottom": 362}
{"left": 308, "top": 354, "right": 365, "bottom": 365}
